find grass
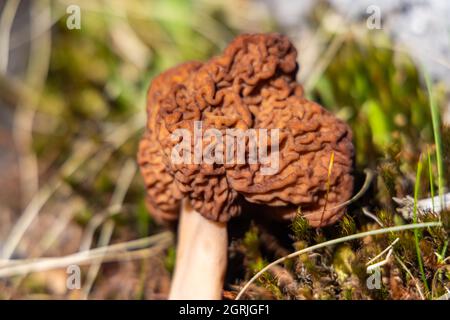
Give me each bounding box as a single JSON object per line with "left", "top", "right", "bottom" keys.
{"left": 425, "top": 70, "right": 445, "bottom": 208}
{"left": 428, "top": 148, "right": 435, "bottom": 212}
{"left": 412, "top": 155, "right": 429, "bottom": 294}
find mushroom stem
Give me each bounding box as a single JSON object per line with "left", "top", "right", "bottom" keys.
{"left": 169, "top": 200, "right": 227, "bottom": 300}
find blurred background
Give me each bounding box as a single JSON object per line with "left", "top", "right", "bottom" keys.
{"left": 0, "top": 0, "right": 449, "bottom": 299}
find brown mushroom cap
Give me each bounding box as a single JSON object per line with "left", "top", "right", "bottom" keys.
{"left": 137, "top": 62, "right": 202, "bottom": 223}
{"left": 138, "top": 33, "right": 354, "bottom": 227}
{"left": 228, "top": 94, "right": 354, "bottom": 227}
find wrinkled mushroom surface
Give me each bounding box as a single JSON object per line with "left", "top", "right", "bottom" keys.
{"left": 137, "top": 62, "right": 202, "bottom": 223}
{"left": 138, "top": 33, "right": 354, "bottom": 227}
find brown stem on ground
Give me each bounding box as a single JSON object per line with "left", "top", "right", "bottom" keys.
{"left": 169, "top": 200, "right": 228, "bottom": 300}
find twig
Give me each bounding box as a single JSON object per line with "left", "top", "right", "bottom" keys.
{"left": 366, "top": 238, "right": 399, "bottom": 271}
{"left": 0, "top": 245, "right": 170, "bottom": 279}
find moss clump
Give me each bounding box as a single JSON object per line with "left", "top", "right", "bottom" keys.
{"left": 291, "top": 208, "right": 312, "bottom": 241}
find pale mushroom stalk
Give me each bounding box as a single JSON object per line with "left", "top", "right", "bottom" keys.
{"left": 169, "top": 200, "right": 227, "bottom": 300}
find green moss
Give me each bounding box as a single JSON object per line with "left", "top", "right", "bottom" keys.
{"left": 291, "top": 209, "right": 312, "bottom": 241}
{"left": 378, "top": 161, "right": 399, "bottom": 197}
{"left": 339, "top": 213, "right": 356, "bottom": 237}
{"left": 243, "top": 224, "right": 261, "bottom": 261}
{"left": 333, "top": 244, "right": 356, "bottom": 282}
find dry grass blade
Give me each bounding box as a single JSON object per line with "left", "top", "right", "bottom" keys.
{"left": 304, "top": 33, "right": 346, "bottom": 92}
{"left": 437, "top": 292, "right": 450, "bottom": 300}
{"left": 394, "top": 254, "right": 425, "bottom": 300}
{"left": 362, "top": 207, "right": 384, "bottom": 227}
{"left": 366, "top": 238, "right": 399, "bottom": 268}
{"left": 13, "top": 0, "right": 52, "bottom": 211}
{"left": 81, "top": 160, "right": 137, "bottom": 299}
{"left": 0, "top": 232, "right": 173, "bottom": 278}
{"left": 235, "top": 222, "right": 441, "bottom": 300}
{"left": 0, "top": 0, "right": 20, "bottom": 73}
{"left": 1, "top": 113, "right": 144, "bottom": 261}
{"left": 330, "top": 168, "right": 374, "bottom": 211}
{"left": 80, "top": 160, "right": 137, "bottom": 251}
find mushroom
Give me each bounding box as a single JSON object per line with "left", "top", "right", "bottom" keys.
{"left": 137, "top": 33, "right": 354, "bottom": 299}
{"left": 138, "top": 62, "right": 202, "bottom": 224}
